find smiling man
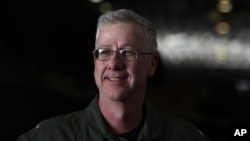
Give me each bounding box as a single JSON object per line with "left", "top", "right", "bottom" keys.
{"left": 17, "top": 9, "right": 210, "bottom": 141}
{"left": 93, "top": 16, "right": 158, "bottom": 135}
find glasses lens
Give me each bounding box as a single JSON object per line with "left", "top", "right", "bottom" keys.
{"left": 120, "top": 48, "right": 137, "bottom": 60}
{"left": 93, "top": 48, "right": 138, "bottom": 61}
{"left": 94, "top": 48, "right": 112, "bottom": 60}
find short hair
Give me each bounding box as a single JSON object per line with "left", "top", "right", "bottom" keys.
{"left": 95, "top": 9, "right": 157, "bottom": 52}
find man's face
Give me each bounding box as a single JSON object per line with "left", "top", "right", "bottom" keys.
{"left": 94, "top": 22, "right": 158, "bottom": 101}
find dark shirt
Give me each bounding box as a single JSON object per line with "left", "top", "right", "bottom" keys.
{"left": 17, "top": 96, "right": 210, "bottom": 141}
{"left": 116, "top": 115, "right": 144, "bottom": 141}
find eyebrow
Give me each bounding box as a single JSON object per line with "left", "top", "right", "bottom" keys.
{"left": 120, "top": 43, "right": 133, "bottom": 48}
{"left": 97, "top": 45, "right": 135, "bottom": 50}
{"left": 97, "top": 45, "right": 112, "bottom": 49}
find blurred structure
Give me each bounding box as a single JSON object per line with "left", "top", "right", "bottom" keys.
{"left": 2, "top": 0, "right": 250, "bottom": 141}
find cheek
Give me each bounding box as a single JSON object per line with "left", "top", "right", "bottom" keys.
{"left": 131, "top": 61, "right": 150, "bottom": 78}
{"left": 93, "top": 67, "right": 98, "bottom": 84}
{"left": 94, "top": 63, "right": 104, "bottom": 82}
{"left": 93, "top": 67, "right": 98, "bottom": 79}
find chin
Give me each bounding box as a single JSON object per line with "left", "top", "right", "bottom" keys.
{"left": 105, "top": 91, "right": 131, "bottom": 101}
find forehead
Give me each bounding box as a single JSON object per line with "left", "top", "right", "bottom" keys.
{"left": 96, "top": 22, "right": 146, "bottom": 48}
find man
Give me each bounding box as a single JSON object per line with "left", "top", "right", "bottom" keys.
{"left": 17, "top": 9, "right": 210, "bottom": 141}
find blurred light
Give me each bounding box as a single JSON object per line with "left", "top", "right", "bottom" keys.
{"left": 157, "top": 30, "right": 250, "bottom": 69}
{"left": 215, "top": 45, "right": 228, "bottom": 65}
{"left": 99, "top": 2, "right": 113, "bottom": 13}
{"left": 89, "top": 0, "right": 103, "bottom": 3}
{"left": 235, "top": 80, "right": 250, "bottom": 91}
{"left": 215, "top": 22, "right": 231, "bottom": 35}
{"left": 217, "top": 0, "right": 233, "bottom": 13}
{"left": 208, "top": 10, "right": 222, "bottom": 22}
{"left": 235, "top": 80, "right": 250, "bottom": 96}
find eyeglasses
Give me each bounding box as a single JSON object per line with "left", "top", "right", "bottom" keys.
{"left": 92, "top": 48, "right": 154, "bottom": 61}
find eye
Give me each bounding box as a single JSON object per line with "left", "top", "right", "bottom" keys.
{"left": 121, "top": 49, "right": 136, "bottom": 56}
{"left": 99, "top": 49, "right": 111, "bottom": 55}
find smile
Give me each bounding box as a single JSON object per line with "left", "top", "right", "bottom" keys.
{"left": 105, "top": 77, "right": 126, "bottom": 82}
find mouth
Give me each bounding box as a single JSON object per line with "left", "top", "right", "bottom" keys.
{"left": 105, "top": 77, "right": 127, "bottom": 82}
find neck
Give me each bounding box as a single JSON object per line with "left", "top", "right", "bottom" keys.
{"left": 98, "top": 94, "right": 144, "bottom": 135}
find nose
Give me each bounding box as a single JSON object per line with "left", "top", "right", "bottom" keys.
{"left": 107, "top": 51, "right": 124, "bottom": 70}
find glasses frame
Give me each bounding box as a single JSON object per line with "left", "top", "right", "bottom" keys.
{"left": 92, "top": 48, "right": 155, "bottom": 61}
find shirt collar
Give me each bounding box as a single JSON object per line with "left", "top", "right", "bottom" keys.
{"left": 85, "top": 95, "right": 162, "bottom": 140}
{"left": 138, "top": 100, "right": 162, "bottom": 140}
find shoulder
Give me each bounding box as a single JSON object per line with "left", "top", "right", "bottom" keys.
{"left": 158, "top": 112, "right": 210, "bottom": 141}
{"left": 143, "top": 101, "right": 210, "bottom": 140}
{"left": 17, "top": 110, "right": 87, "bottom": 141}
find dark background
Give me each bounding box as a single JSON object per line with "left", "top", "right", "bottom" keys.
{"left": 2, "top": 0, "right": 250, "bottom": 141}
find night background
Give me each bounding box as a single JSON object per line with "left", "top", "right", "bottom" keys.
{"left": 2, "top": 0, "right": 250, "bottom": 141}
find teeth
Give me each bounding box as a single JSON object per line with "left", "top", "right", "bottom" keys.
{"left": 108, "top": 77, "right": 124, "bottom": 81}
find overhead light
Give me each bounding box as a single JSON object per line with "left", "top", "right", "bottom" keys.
{"left": 217, "top": 0, "right": 233, "bottom": 13}
{"left": 89, "top": 0, "right": 103, "bottom": 3}
{"left": 99, "top": 2, "right": 113, "bottom": 13}
{"left": 215, "top": 22, "right": 231, "bottom": 35}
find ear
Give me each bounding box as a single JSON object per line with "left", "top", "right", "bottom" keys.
{"left": 148, "top": 53, "right": 159, "bottom": 77}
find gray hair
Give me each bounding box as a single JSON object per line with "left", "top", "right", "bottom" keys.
{"left": 95, "top": 9, "right": 157, "bottom": 52}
